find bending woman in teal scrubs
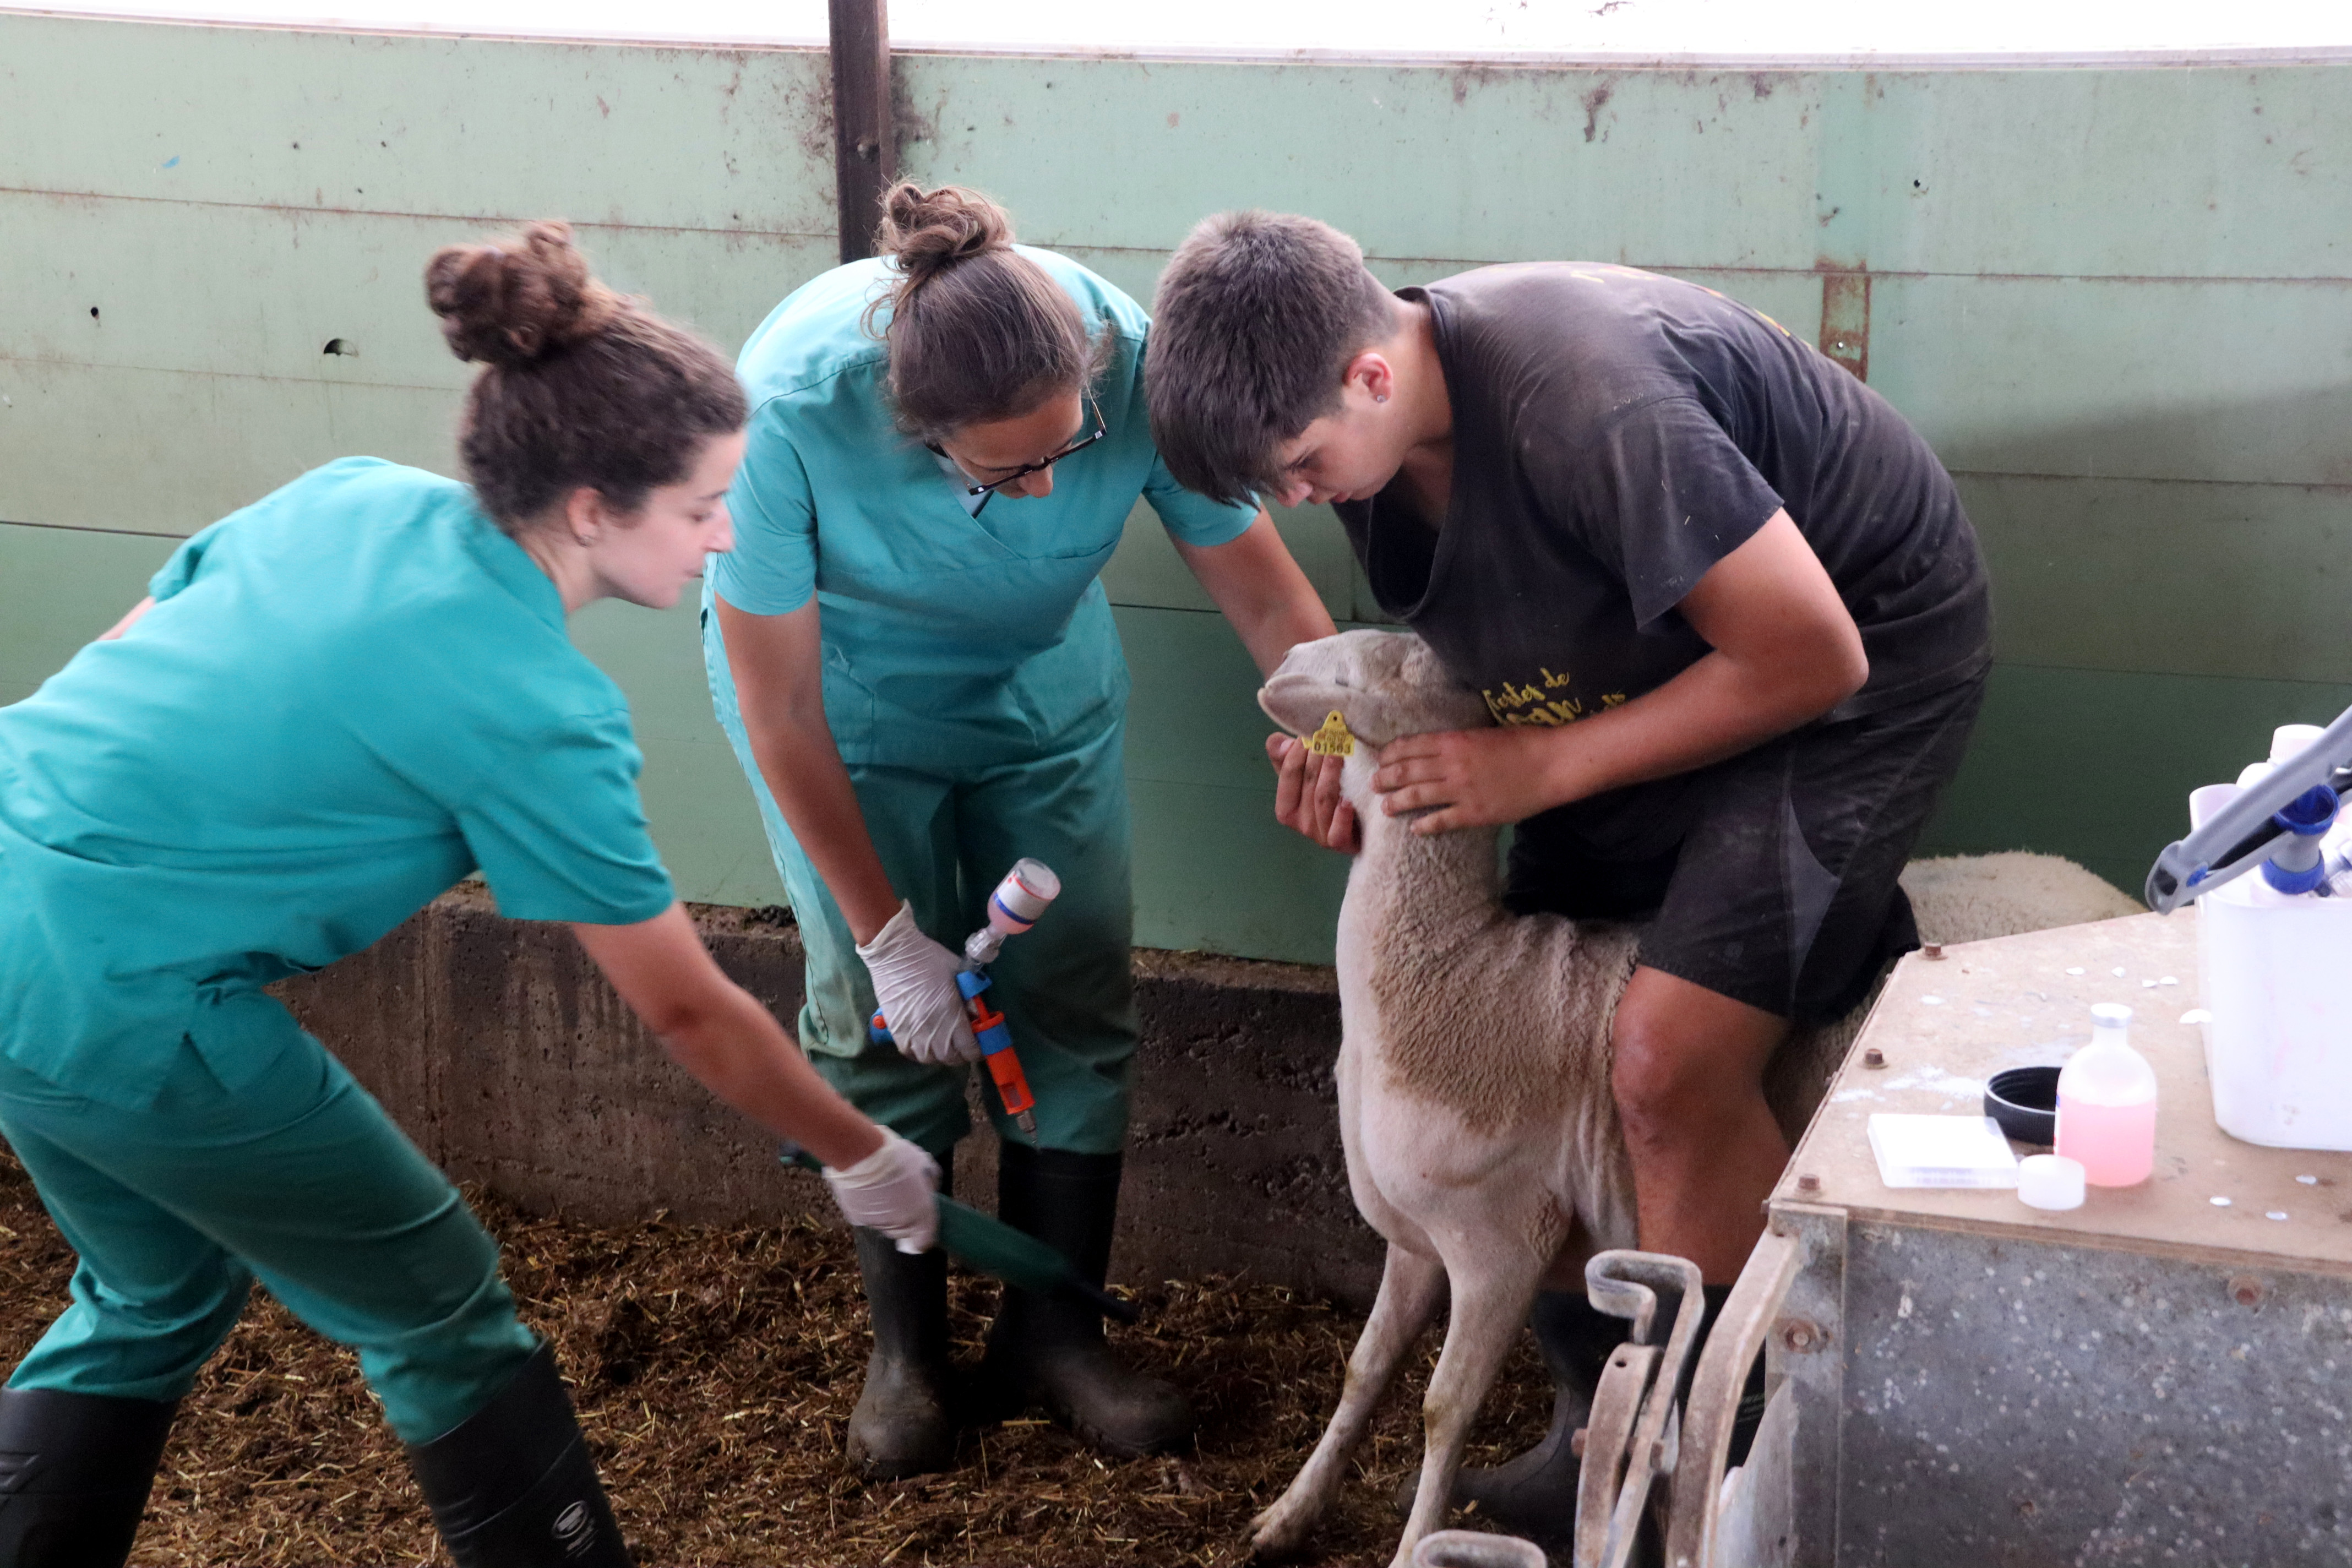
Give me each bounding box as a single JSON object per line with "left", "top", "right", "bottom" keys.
{"left": 705, "top": 184, "right": 1335, "bottom": 1475}
{"left": 0, "top": 224, "right": 936, "bottom": 1568}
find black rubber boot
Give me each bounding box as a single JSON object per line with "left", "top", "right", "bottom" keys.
{"left": 1396, "top": 1289, "right": 1626, "bottom": 1541}
{"left": 0, "top": 1385, "right": 178, "bottom": 1568}
{"left": 845, "top": 1223, "right": 957, "bottom": 1480}
{"left": 979, "top": 1145, "right": 1191, "bottom": 1457}
{"left": 406, "top": 1343, "right": 631, "bottom": 1568}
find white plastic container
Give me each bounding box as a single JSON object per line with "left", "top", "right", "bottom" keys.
{"left": 2189, "top": 781, "right": 2352, "bottom": 1150}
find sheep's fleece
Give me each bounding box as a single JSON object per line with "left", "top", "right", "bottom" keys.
{"left": 1247, "top": 629, "right": 2141, "bottom": 1568}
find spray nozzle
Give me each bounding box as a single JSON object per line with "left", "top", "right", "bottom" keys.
{"left": 2261, "top": 785, "right": 2340, "bottom": 895}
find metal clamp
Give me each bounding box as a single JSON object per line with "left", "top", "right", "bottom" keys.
{"left": 1572, "top": 1250, "right": 1706, "bottom": 1568}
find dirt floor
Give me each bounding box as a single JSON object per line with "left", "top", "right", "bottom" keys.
{"left": 0, "top": 1149, "right": 1554, "bottom": 1567}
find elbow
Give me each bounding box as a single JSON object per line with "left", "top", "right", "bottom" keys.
{"left": 1828, "top": 637, "right": 1869, "bottom": 705}
{"left": 1787, "top": 635, "right": 1868, "bottom": 723}
{"left": 637, "top": 995, "right": 707, "bottom": 1045}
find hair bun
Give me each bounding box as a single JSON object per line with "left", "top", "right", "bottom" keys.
{"left": 425, "top": 220, "right": 620, "bottom": 368}
{"left": 875, "top": 183, "right": 1013, "bottom": 290}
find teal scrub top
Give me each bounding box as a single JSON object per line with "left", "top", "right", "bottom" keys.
{"left": 707, "top": 247, "right": 1256, "bottom": 770}
{"left": 0, "top": 458, "right": 676, "bottom": 1109}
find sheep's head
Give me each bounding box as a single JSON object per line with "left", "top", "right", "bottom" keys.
{"left": 1258, "top": 630, "right": 1490, "bottom": 757}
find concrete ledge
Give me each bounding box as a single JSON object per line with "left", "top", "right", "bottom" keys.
{"left": 276, "top": 889, "right": 1381, "bottom": 1305}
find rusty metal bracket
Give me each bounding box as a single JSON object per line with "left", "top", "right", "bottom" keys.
{"left": 1572, "top": 1250, "right": 1706, "bottom": 1568}
{"left": 1663, "top": 1225, "right": 1808, "bottom": 1568}
{"left": 1817, "top": 269, "right": 1870, "bottom": 382}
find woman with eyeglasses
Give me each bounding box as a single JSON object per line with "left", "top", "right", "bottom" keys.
{"left": 701, "top": 183, "right": 1332, "bottom": 1476}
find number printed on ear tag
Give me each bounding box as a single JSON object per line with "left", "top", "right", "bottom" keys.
{"left": 1305, "top": 710, "right": 1356, "bottom": 757}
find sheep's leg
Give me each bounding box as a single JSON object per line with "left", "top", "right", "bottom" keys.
{"left": 1250, "top": 1244, "right": 1446, "bottom": 1560}
{"left": 1391, "top": 1258, "right": 1543, "bottom": 1568}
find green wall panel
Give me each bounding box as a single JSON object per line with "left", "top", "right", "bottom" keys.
{"left": 1962, "top": 474, "right": 2352, "bottom": 683}
{"left": 8, "top": 11, "right": 2352, "bottom": 961}
{"left": 0, "top": 18, "right": 835, "bottom": 235}
{"left": 0, "top": 524, "right": 181, "bottom": 706}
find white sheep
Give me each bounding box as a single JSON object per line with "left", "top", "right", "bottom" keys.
{"left": 1250, "top": 630, "right": 2139, "bottom": 1568}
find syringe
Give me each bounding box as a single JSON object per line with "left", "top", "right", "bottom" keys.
{"left": 870, "top": 858, "right": 1060, "bottom": 1141}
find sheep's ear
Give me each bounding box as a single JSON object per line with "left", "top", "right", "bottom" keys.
{"left": 1258, "top": 674, "right": 1350, "bottom": 740}
{"left": 1257, "top": 677, "right": 1417, "bottom": 751}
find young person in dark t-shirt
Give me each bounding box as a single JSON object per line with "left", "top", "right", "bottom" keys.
{"left": 1146, "top": 213, "right": 1990, "bottom": 1536}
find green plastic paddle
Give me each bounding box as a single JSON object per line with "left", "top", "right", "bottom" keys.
{"left": 783, "top": 1147, "right": 1139, "bottom": 1325}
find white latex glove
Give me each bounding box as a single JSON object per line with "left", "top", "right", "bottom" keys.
{"left": 856, "top": 900, "right": 979, "bottom": 1064}
{"left": 821, "top": 1130, "right": 941, "bottom": 1254}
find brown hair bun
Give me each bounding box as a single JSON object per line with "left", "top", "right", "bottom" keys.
{"left": 875, "top": 183, "right": 1013, "bottom": 292}
{"left": 426, "top": 220, "right": 620, "bottom": 368}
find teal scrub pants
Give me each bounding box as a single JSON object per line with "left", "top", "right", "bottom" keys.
{"left": 705, "top": 627, "right": 1138, "bottom": 1157}
{"left": 0, "top": 1030, "right": 540, "bottom": 1445}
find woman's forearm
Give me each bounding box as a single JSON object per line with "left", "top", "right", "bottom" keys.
{"left": 749, "top": 720, "right": 902, "bottom": 945}
{"left": 716, "top": 596, "right": 902, "bottom": 945}
{"left": 660, "top": 983, "right": 883, "bottom": 1168}
{"left": 573, "top": 905, "right": 884, "bottom": 1169}
{"left": 1175, "top": 512, "right": 1338, "bottom": 677}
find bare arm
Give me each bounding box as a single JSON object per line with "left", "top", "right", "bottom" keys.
{"left": 1171, "top": 510, "right": 1338, "bottom": 677}
{"left": 1374, "top": 510, "right": 1868, "bottom": 833}
{"left": 1175, "top": 512, "right": 1362, "bottom": 854}
{"left": 573, "top": 905, "right": 883, "bottom": 1169}
{"left": 101, "top": 597, "right": 156, "bottom": 641}
{"left": 714, "top": 594, "right": 900, "bottom": 945}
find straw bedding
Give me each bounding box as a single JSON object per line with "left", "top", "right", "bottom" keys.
{"left": 0, "top": 1149, "right": 1551, "bottom": 1566}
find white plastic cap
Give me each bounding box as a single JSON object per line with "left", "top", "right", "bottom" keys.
{"left": 2090, "top": 1003, "right": 2132, "bottom": 1029}
{"left": 2272, "top": 724, "right": 2326, "bottom": 764}
{"left": 2018, "top": 1153, "right": 2087, "bottom": 1211}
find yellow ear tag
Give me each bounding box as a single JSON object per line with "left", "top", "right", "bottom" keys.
{"left": 1304, "top": 710, "right": 1356, "bottom": 757}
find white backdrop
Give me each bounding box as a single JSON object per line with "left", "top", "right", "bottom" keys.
{"left": 4, "top": 0, "right": 2348, "bottom": 61}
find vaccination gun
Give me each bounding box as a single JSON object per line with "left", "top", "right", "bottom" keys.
{"left": 870, "top": 858, "right": 1059, "bottom": 1141}
{"left": 2146, "top": 702, "right": 2352, "bottom": 913}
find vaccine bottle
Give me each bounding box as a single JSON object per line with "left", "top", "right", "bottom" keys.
{"left": 962, "top": 859, "right": 1061, "bottom": 968}
{"left": 2055, "top": 1003, "right": 2158, "bottom": 1187}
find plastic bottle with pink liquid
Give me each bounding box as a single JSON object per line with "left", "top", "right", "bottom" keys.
{"left": 2055, "top": 1003, "right": 2158, "bottom": 1187}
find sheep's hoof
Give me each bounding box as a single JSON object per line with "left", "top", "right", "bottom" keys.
{"left": 1249, "top": 1500, "right": 1315, "bottom": 1561}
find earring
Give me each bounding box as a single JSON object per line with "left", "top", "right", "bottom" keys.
{"left": 1374, "top": 394, "right": 1389, "bottom": 404}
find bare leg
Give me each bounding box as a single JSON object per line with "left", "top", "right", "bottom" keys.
{"left": 1252, "top": 1245, "right": 1446, "bottom": 1559}
{"left": 1393, "top": 1258, "right": 1545, "bottom": 1568}
{"left": 1610, "top": 966, "right": 1792, "bottom": 1284}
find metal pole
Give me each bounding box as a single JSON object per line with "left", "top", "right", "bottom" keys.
{"left": 828, "top": 0, "right": 892, "bottom": 264}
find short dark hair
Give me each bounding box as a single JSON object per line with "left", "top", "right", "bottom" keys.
{"left": 426, "top": 221, "right": 747, "bottom": 532}
{"left": 865, "top": 182, "right": 1108, "bottom": 439}
{"left": 1146, "top": 211, "right": 1395, "bottom": 507}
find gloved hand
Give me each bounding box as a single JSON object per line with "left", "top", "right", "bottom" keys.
{"left": 856, "top": 900, "right": 979, "bottom": 1065}
{"left": 821, "top": 1129, "right": 941, "bottom": 1254}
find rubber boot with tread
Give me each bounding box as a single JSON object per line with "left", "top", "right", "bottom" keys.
{"left": 845, "top": 1225, "right": 957, "bottom": 1480}
{"left": 979, "top": 1145, "right": 1192, "bottom": 1458}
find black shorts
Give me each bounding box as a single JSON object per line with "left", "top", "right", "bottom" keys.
{"left": 1502, "top": 674, "right": 1988, "bottom": 1026}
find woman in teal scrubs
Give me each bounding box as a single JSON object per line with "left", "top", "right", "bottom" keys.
{"left": 704, "top": 184, "right": 1335, "bottom": 1475}
{"left": 0, "top": 224, "right": 936, "bottom": 1568}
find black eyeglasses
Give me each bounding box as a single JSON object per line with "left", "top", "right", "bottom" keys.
{"left": 952, "top": 398, "right": 1107, "bottom": 499}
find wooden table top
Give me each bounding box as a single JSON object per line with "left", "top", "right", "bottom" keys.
{"left": 1778, "top": 908, "right": 2352, "bottom": 1274}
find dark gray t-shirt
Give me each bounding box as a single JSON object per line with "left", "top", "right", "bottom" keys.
{"left": 1335, "top": 264, "right": 1991, "bottom": 736}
